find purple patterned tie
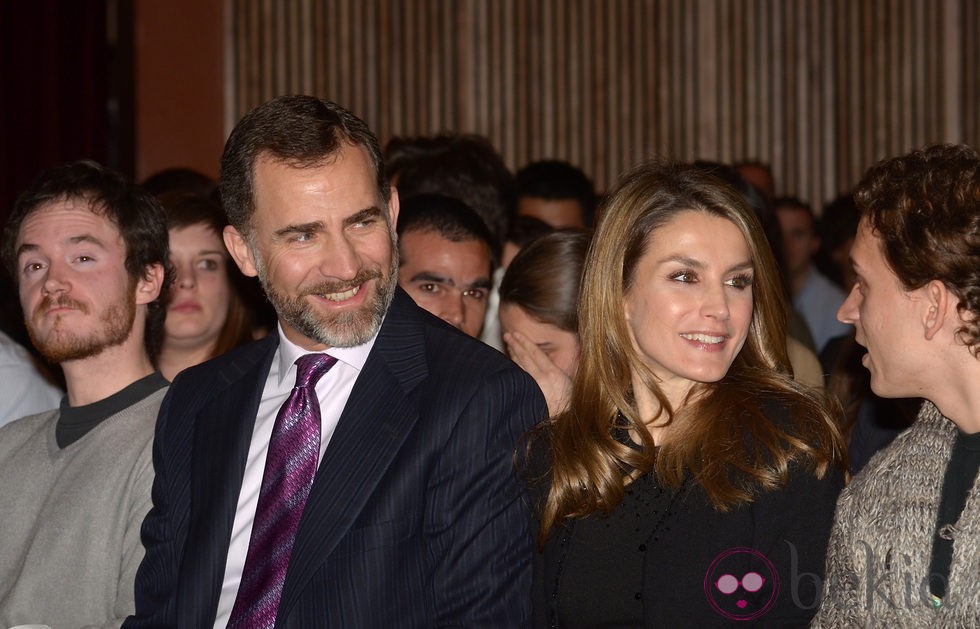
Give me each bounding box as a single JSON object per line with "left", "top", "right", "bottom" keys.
{"left": 228, "top": 353, "right": 337, "bottom": 629}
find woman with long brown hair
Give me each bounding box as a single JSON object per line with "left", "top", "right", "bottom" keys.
{"left": 528, "top": 161, "right": 847, "bottom": 626}
{"left": 157, "top": 192, "right": 256, "bottom": 380}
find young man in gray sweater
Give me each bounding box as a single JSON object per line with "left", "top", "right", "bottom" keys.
{"left": 814, "top": 144, "right": 980, "bottom": 624}
{"left": 0, "top": 161, "right": 173, "bottom": 629}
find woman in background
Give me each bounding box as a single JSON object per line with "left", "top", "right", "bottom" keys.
{"left": 499, "top": 229, "right": 589, "bottom": 416}
{"left": 528, "top": 161, "right": 847, "bottom": 627}
{"left": 157, "top": 192, "right": 254, "bottom": 380}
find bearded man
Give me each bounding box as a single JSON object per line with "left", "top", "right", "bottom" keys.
{"left": 0, "top": 160, "right": 171, "bottom": 628}
{"left": 127, "top": 96, "right": 546, "bottom": 628}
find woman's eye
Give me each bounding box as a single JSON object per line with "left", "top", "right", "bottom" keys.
{"left": 726, "top": 274, "right": 754, "bottom": 289}
{"left": 197, "top": 258, "right": 221, "bottom": 271}
{"left": 669, "top": 271, "right": 695, "bottom": 283}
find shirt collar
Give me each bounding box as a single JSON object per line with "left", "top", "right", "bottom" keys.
{"left": 275, "top": 317, "right": 383, "bottom": 386}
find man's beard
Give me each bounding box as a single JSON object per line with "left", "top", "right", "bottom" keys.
{"left": 255, "top": 246, "right": 399, "bottom": 349}
{"left": 28, "top": 290, "right": 138, "bottom": 364}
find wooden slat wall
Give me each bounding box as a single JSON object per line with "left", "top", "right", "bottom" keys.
{"left": 225, "top": 0, "right": 979, "bottom": 211}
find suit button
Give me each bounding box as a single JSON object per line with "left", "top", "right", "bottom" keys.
{"left": 638, "top": 544, "right": 647, "bottom": 551}
{"left": 634, "top": 592, "right": 642, "bottom": 600}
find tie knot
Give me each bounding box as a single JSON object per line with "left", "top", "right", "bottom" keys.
{"left": 294, "top": 353, "right": 337, "bottom": 388}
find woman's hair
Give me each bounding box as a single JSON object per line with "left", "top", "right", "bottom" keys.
{"left": 158, "top": 191, "right": 255, "bottom": 358}
{"left": 499, "top": 229, "right": 591, "bottom": 332}
{"left": 530, "top": 160, "right": 846, "bottom": 544}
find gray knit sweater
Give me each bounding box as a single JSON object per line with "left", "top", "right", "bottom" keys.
{"left": 0, "top": 386, "right": 165, "bottom": 629}
{"left": 813, "top": 401, "right": 980, "bottom": 627}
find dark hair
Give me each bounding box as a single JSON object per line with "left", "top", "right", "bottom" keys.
{"left": 504, "top": 214, "right": 554, "bottom": 250}
{"left": 396, "top": 194, "right": 497, "bottom": 267}
{"left": 499, "top": 229, "right": 590, "bottom": 332}
{"left": 385, "top": 133, "right": 514, "bottom": 252}
{"left": 158, "top": 192, "right": 255, "bottom": 357}
{"left": 1, "top": 160, "right": 174, "bottom": 363}
{"left": 159, "top": 191, "right": 226, "bottom": 234}
{"left": 733, "top": 160, "right": 776, "bottom": 200}
{"left": 220, "top": 96, "right": 389, "bottom": 235}
{"left": 819, "top": 193, "right": 860, "bottom": 253}
{"left": 855, "top": 143, "right": 980, "bottom": 354}
{"left": 515, "top": 160, "right": 596, "bottom": 227}
{"left": 141, "top": 167, "right": 216, "bottom": 198}
{"left": 815, "top": 193, "right": 860, "bottom": 289}
{"left": 774, "top": 196, "right": 816, "bottom": 228}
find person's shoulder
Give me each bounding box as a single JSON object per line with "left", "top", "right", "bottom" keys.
{"left": 848, "top": 401, "right": 950, "bottom": 495}
{"left": 118, "top": 381, "right": 169, "bottom": 430}
{"left": 0, "top": 408, "right": 58, "bottom": 444}
{"left": 391, "top": 291, "right": 517, "bottom": 376}
{"left": 170, "top": 334, "right": 276, "bottom": 391}
{"left": 742, "top": 385, "right": 845, "bottom": 475}
{"left": 753, "top": 387, "right": 810, "bottom": 431}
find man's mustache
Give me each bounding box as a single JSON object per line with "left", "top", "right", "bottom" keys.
{"left": 34, "top": 295, "right": 88, "bottom": 320}
{"left": 299, "top": 268, "right": 382, "bottom": 297}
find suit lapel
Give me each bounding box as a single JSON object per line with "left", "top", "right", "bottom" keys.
{"left": 176, "top": 335, "right": 278, "bottom": 625}
{"left": 278, "top": 290, "right": 429, "bottom": 617}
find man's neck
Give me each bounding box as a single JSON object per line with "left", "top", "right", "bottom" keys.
{"left": 61, "top": 341, "right": 155, "bottom": 407}
{"left": 929, "top": 358, "right": 980, "bottom": 434}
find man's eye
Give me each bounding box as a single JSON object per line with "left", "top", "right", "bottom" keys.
{"left": 418, "top": 283, "right": 440, "bottom": 294}
{"left": 22, "top": 262, "right": 45, "bottom": 275}
{"left": 75, "top": 255, "right": 95, "bottom": 263}
{"left": 463, "top": 288, "right": 487, "bottom": 300}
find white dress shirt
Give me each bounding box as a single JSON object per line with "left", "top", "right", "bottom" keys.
{"left": 213, "top": 324, "right": 379, "bottom": 627}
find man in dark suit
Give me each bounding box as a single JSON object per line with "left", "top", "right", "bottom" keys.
{"left": 127, "top": 96, "right": 546, "bottom": 628}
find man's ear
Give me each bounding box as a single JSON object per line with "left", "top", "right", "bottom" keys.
{"left": 223, "top": 225, "right": 258, "bottom": 277}
{"left": 136, "top": 262, "right": 166, "bottom": 305}
{"left": 388, "top": 187, "right": 400, "bottom": 227}
{"left": 923, "top": 279, "right": 951, "bottom": 341}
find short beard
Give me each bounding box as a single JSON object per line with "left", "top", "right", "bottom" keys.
{"left": 28, "top": 290, "right": 138, "bottom": 364}
{"left": 253, "top": 235, "right": 399, "bottom": 349}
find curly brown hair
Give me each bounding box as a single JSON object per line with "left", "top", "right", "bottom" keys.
{"left": 855, "top": 144, "right": 980, "bottom": 355}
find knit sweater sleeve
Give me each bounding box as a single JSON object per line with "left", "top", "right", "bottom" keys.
{"left": 810, "top": 483, "right": 866, "bottom": 627}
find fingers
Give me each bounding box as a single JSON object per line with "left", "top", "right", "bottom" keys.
{"left": 503, "top": 331, "right": 553, "bottom": 377}
{"left": 503, "top": 331, "right": 572, "bottom": 416}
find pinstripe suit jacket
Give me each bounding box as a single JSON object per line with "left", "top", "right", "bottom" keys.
{"left": 126, "top": 290, "right": 546, "bottom": 628}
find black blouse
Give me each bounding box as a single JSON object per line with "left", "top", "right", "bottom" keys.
{"left": 531, "top": 421, "right": 845, "bottom": 627}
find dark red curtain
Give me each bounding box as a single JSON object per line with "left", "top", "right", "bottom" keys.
{"left": 0, "top": 1, "right": 110, "bottom": 226}
{"left": 0, "top": 0, "right": 117, "bottom": 352}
